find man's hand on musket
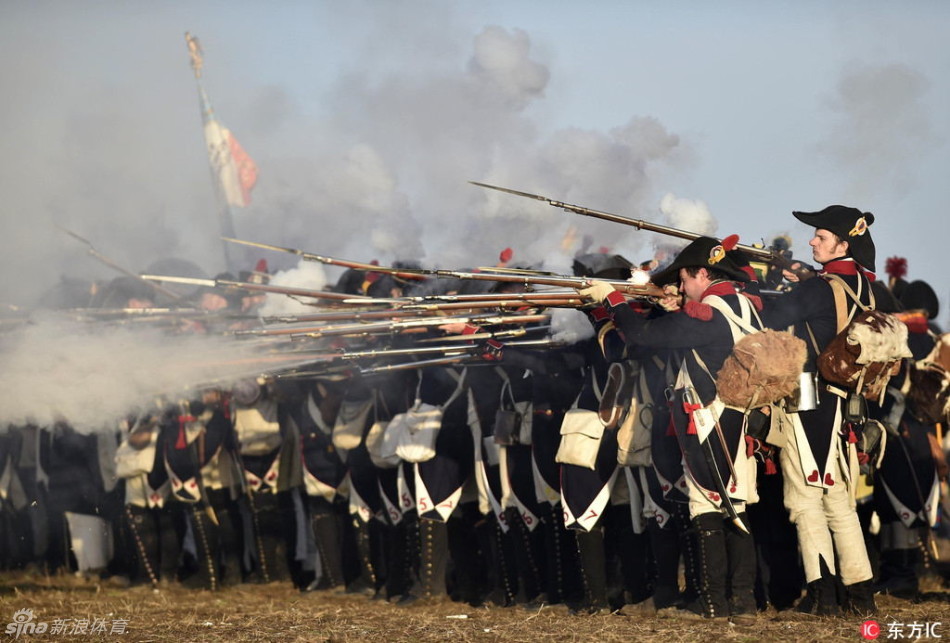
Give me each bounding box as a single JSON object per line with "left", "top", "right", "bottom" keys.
{"left": 780, "top": 260, "right": 816, "bottom": 283}
{"left": 658, "top": 284, "right": 683, "bottom": 312}
{"left": 438, "top": 321, "right": 479, "bottom": 335}
{"left": 781, "top": 262, "right": 803, "bottom": 283}
{"left": 576, "top": 280, "right": 616, "bottom": 303}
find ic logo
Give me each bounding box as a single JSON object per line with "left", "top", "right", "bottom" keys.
{"left": 861, "top": 620, "right": 881, "bottom": 640}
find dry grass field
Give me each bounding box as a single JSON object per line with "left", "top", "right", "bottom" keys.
{"left": 1, "top": 569, "right": 948, "bottom": 642}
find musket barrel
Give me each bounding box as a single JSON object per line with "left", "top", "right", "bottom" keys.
{"left": 288, "top": 312, "right": 550, "bottom": 339}
{"left": 143, "top": 274, "right": 369, "bottom": 302}
{"left": 469, "top": 181, "right": 775, "bottom": 261}
{"left": 223, "top": 237, "right": 429, "bottom": 281}
{"left": 432, "top": 269, "right": 665, "bottom": 299}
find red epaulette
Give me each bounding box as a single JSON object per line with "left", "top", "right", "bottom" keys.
{"left": 683, "top": 300, "right": 714, "bottom": 321}
{"left": 604, "top": 290, "right": 626, "bottom": 309}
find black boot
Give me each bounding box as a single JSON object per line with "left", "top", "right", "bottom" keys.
{"left": 247, "top": 491, "right": 285, "bottom": 584}
{"left": 383, "top": 520, "right": 413, "bottom": 601}
{"left": 310, "top": 511, "right": 345, "bottom": 590}
{"left": 188, "top": 504, "right": 221, "bottom": 591}
{"left": 648, "top": 518, "right": 682, "bottom": 610}
{"left": 845, "top": 579, "right": 878, "bottom": 616}
{"left": 676, "top": 505, "right": 701, "bottom": 606}
{"left": 686, "top": 513, "right": 729, "bottom": 619}
{"left": 124, "top": 505, "right": 160, "bottom": 588}
{"left": 411, "top": 518, "right": 449, "bottom": 602}
{"left": 210, "top": 494, "right": 246, "bottom": 587}
{"left": 507, "top": 507, "right": 543, "bottom": 604}
{"left": 610, "top": 511, "right": 652, "bottom": 606}
{"left": 470, "top": 514, "right": 512, "bottom": 607}
{"left": 347, "top": 518, "right": 378, "bottom": 596}
{"left": 797, "top": 555, "right": 840, "bottom": 616}
{"left": 575, "top": 527, "right": 610, "bottom": 613}
{"left": 538, "top": 503, "right": 577, "bottom": 605}
{"left": 875, "top": 548, "right": 919, "bottom": 598}
{"left": 447, "top": 506, "right": 488, "bottom": 605}
{"left": 725, "top": 513, "right": 757, "bottom": 619}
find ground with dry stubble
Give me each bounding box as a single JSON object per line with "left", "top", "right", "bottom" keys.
{"left": 1, "top": 571, "right": 948, "bottom": 642}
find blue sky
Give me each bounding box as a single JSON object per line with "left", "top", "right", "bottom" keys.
{"left": 2, "top": 1, "right": 948, "bottom": 323}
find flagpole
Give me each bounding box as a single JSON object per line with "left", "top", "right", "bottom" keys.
{"left": 185, "top": 32, "right": 241, "bottom": 274}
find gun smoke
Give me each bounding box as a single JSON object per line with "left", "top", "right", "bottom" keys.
{"left": 1, "top": 3, "right": 947, "bottom": 432}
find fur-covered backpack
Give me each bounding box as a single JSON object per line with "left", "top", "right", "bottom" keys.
{"left": 705, "top": 294, "right": 807, "bottom": 409}
{"left": 816, "top": 275, "right": 911, "bottom": 401}
{"left": 717, "top": 329, "right": 808, "bottom": 408}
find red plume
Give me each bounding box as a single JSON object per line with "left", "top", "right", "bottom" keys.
{"left": 499, "top": 247, "right": 513, "bottom": 264}
{"left": 885, "top": 256, "right": 907, "bottom": 280}
{"left": 721, "top": 234, "right": 739, "bottom": 251}
{"left": 254, "top": 258, "right": 268, "bottom": 274}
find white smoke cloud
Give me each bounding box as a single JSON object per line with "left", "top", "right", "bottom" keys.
{"left": 549, "top": 307, "right": 595, "bottom": 345}
{"left": 821, "top": 62, "right": 936, "bottom": 198}
{"left": 0, "top": 316, "right": 313, "bottom": 433}
{"left": 468, "top": 26, "right": 550, "bottom": 111}
{"left": 658, "top": 193, "right": 716, "bottom": 237}
{"left": 0, "top": 10, "right": 692, "bottom": 432}
{"left": 257, "top": 260, "right": 329, "bottom": 317}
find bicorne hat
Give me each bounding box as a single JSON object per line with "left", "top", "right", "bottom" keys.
{"left": 792, "top": 205, "right": 876, "bottom": 272}
{"left": 899, "top": 280, "right": 939, "bottom": 320}
{"left": 650, "top": 235, "right": 750, "bottom": 287}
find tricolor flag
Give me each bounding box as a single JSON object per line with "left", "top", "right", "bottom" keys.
{"left": 199, "top": 87, "right": 258, "bottom": 208}
{"left": 204, "top": 118, "right": 258, "bottom": 208}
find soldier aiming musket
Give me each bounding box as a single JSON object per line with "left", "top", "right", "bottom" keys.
{"left": 469, "top": 180, "right": 814, "bottom": 280}
{"left": 222, "top": 236, "right": 665, "bottom": 300}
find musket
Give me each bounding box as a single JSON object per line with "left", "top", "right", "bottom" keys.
{"left": 258, "top": 308, "right": 434, "bottom": 326}
{"left": 359, "top": 354, "right": 475, "bottom": 375}
{"left": 58, "top": 225, "right": 184, "bottom": 301}
{"left": 175, "top": 351, "right": 340, "bottom": 368}
{"left": 344, "top": 290, "right": 581, "bottom": 307}
{"left": 272, "top": 355, "right": 476, "bottom": 380}
{"left": 337, "top": 345, "right": 473, "bottom": 361}
{"left": 399, "top": 297, "right": 584, "bottom": 312}
{"left": 415, "top": 326, "right": 546, "bottom": 343}
{"left": 357, "top": 338, "right": 565, "bottom": 375}
{"left": 337, "top": 337, "right": 562, "bottom": 361}
{"left": 65, "top": 307, "right": 257, "bottom": 319}
{"left": 426, "top": 269, "right": 665, "bottom": 299}
{"left": 222, "top": 237, "right": 429, "bottom": 281}
{"left": 140, "top": 274, "right": 373, "bottom": 302}
{"left": 258, "top": 295, "right": 573, "bottom": 323}
{"left": 237, "top": 308, "right": 435, "bottom": 336}
{"left": 470, "top": 181, "right": 813, "bottom": 278}
{"left": 289, "top": 312, "right": 550, "bottom": 340}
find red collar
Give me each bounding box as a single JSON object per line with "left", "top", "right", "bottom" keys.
{"left": 820, "top": 259, "right": 876, "bottom": 282}
{"left": 682, "top": 281, "right": 740, "bottom": 321}
{"left": 700, "top": 281, "right": 738, "bottom": 300}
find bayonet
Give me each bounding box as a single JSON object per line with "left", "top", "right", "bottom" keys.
{"left": 470, "top": 181, "right": 784, "bottom": 264}
{"left": 141, "top": 274, "right": 371, "bottom": 302}
{"left": 58, "top": 225, "right": 184, "bottom": 301}
{"left": 222, "top": 237, "right": 429, "bottom": 281}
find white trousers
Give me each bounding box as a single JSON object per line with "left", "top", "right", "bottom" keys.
{"left": 780, "top": 420, "right": 872, "bottom": 585}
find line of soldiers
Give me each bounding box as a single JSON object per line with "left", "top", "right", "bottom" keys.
{"left": 1, "top": 205, "right": 948, "bottom": 623}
